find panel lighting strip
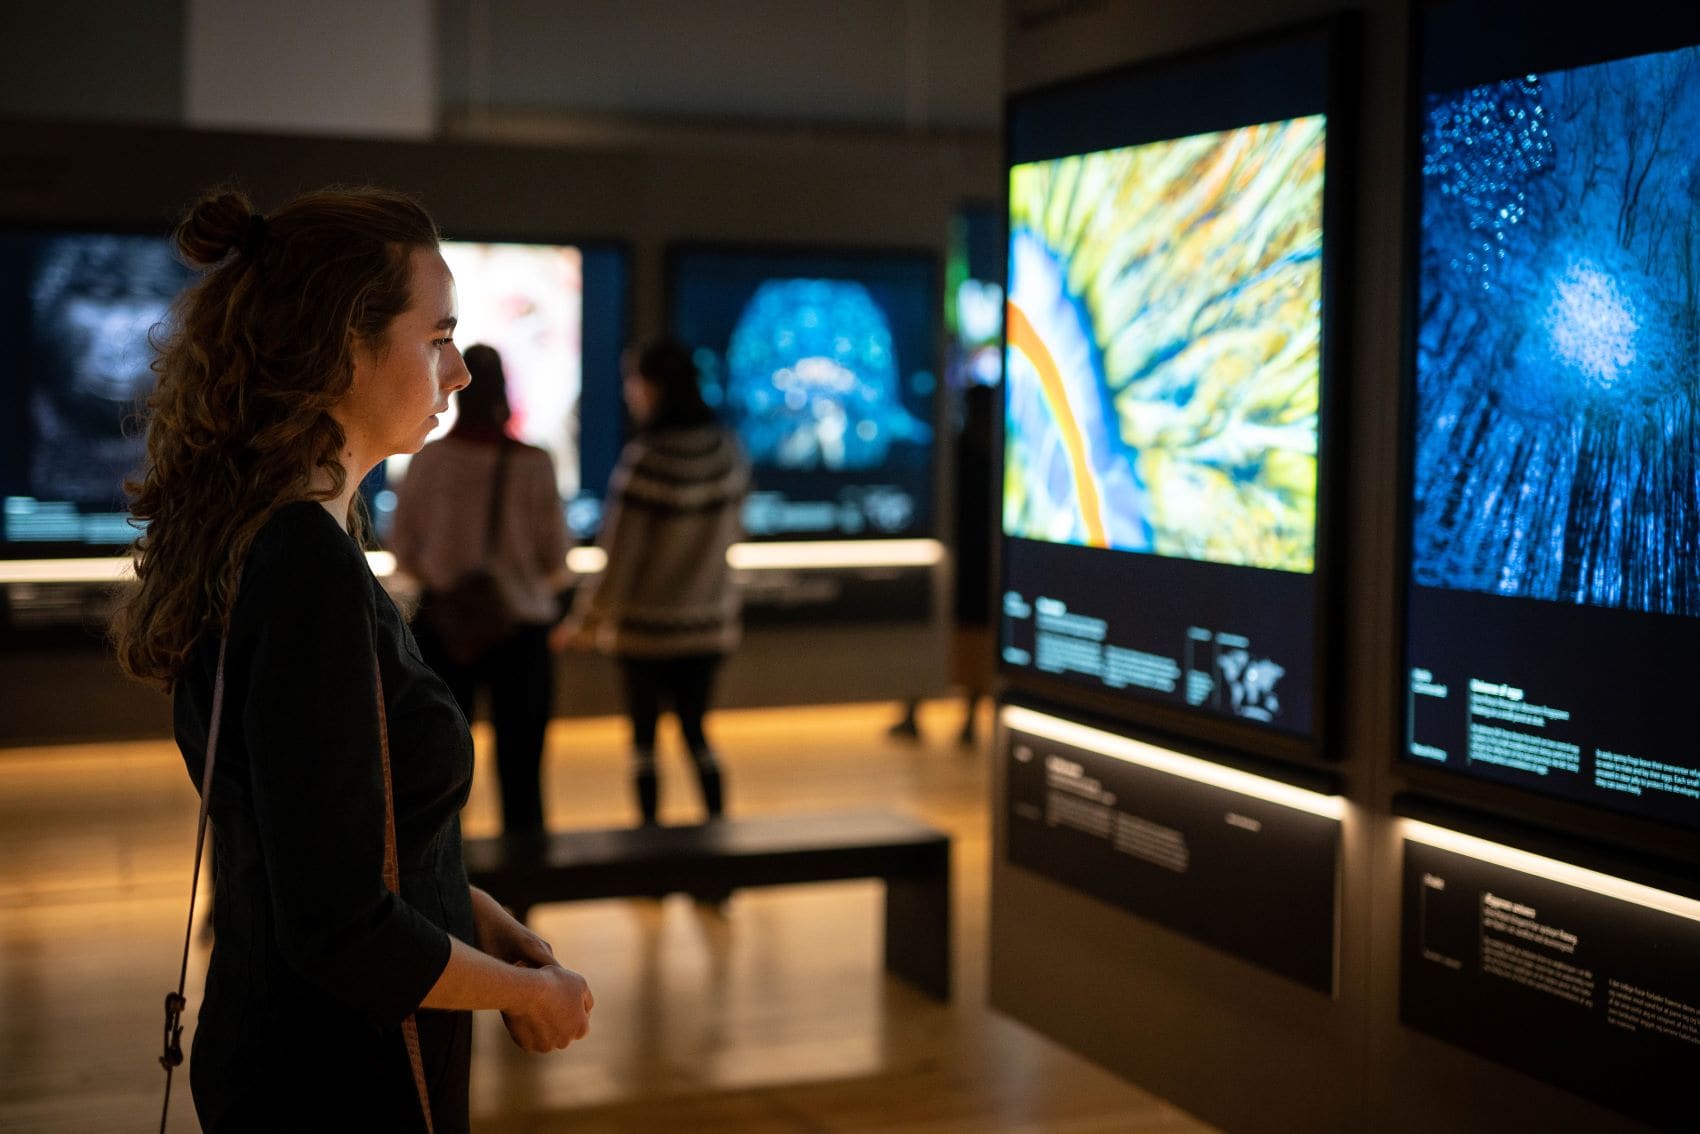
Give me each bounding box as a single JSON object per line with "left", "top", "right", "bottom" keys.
{"left": 0, "top": 557, "right": 134, "bottom": 584}
{"left": 563, "top": 539, "right": 945, "bottom": 576}
{"left": 726, "top": 539, "right": 943, "bottom": 570}
{"left": 0, "top": 551, "right": 399, "bottom": 584}
{"left": 565, "top": 546, "right": 607, "bottom": 575}
{"left": 1402, "top": 819, "right": 1700, "bottom": 926}
{"left": 1000, "top": 705, "right": 1345, "bottom": 820}
{"left": 0, "top": 538, "right": 945, "bottom": 586}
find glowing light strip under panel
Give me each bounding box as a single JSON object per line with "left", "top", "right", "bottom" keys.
{"left": 0, "top": 558, "right": 133, "bottom": 583}
{"left": 727, "top": 539, "right": 944, "bottom": 570}
{"left": 561, "top": 540, "right": 943, "bottom": 577}
{"left": 3, "top": 551, "right": 400, "bottom": 583}
{"left": 565, "top": 546, "right": 607, "bottom": 574}
{"left": 1402, "top": 819, "right": 1700, "bottom": 926}
{"left": 1, "top": 540, "right": 944, "bottom": 585}
{"left": 1001, "top": 705, "right": 1344, "bottom": 819}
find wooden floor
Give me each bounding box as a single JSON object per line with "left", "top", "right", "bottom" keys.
{"left": 0, "top": 700, "right": 1217, "bottom": 1133}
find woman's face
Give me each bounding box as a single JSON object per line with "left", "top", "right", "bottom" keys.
{"left": 341, "top": 247, "right": 471, "bottom": 463}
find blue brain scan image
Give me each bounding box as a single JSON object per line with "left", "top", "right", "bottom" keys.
{"left": 726, "top": 278, "right": 932, "bottom": 471}
{"left": 669, "top": 246, "right": 938, "bottom": 540}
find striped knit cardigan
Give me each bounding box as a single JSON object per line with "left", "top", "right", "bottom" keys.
{"left": 572, "top": 422, "right": 750, "bottom": 658}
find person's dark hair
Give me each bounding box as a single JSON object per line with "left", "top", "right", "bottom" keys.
{"left": 634, "top": 337, "right": 713, "bottom": 428}
{"left": 112, "top": 184, "right": 440, "bottom": 689}
{"left": 450, "top": 343, "right": 511, "bottom": 434}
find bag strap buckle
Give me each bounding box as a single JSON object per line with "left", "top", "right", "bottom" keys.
{"left": 160, "top": 991, "right": 186, "bottom": 1071}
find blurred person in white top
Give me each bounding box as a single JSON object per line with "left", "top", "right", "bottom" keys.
{"left": 392, "top": 343, "right": 569, "bottom": 839}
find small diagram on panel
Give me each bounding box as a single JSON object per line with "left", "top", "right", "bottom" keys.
{"left": 1417, "top": 871, "right": 1467, "bottom": 971}
{"left": 1187, "top": 628, "right": 1286, "bottom": 721}
{"left": 1001, "top": 590, "right": 1033, "bottom": 667}
{"left": 1406, "top": 667, "right": 1451, "bottom": 762}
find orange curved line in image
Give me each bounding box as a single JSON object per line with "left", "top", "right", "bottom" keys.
{"left": 1005, "top": 300, "right": 1108, "bottom": 547}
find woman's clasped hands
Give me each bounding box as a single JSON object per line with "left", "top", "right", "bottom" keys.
{"left": 473, "top": 887, "right": 594, "bottom": 1052}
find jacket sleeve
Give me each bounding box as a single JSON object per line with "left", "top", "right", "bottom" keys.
{"left": 240, "top": 518, "right": 451, "bottom": 1030}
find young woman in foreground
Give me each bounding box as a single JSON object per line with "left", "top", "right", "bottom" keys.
{"left": 113, "top": 187, "right": 592, "bottom": 1132}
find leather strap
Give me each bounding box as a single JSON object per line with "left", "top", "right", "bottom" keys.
{"left": 160, "top": 637, "right": 436, "bottom": 1133}
{"left": 375, "top": 660, "right": 436, "bottom": 1133}
{"left": 159, "top": 635, "right": 228, "bottom": 1133}
{"left": 482, "top": 440, "right": 515, "bottom": 558}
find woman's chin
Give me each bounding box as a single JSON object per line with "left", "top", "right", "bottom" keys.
{"left": 403, "top": 421, "right": 437, "bottom": 452}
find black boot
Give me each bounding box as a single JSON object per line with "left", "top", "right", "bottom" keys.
{"left": 887, "top": 699, "right": 922, "bottom": 741}
{"left": 689, "top": 751, "right": 732, "bottom": 906}
{"left": 632, "top": 748, "right": 660, "bottom": 826}
{"left": 691, "top": 750, "right": 724, "bottom": 820}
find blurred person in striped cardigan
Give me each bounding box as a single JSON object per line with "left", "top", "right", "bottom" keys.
{"left": 552, "top": 338, "right": 749, "bottom": 826}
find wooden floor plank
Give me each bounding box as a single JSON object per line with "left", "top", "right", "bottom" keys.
{"left": 0, "top": 700, "right": 1216, "bottom": 1133}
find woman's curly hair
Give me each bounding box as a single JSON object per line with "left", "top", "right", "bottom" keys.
{"left": 111, "top": 185, "right": 439, "bottom": 689}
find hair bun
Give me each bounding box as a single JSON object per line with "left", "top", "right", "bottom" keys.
{"left": 175, "top": 190, "right": 256, "bottom": 268}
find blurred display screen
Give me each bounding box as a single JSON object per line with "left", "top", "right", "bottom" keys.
{"left": 946, "top": 204, "right": 1004, "bottom": 392}
{"left": 0, "top": 230, "right": 193, "bottom": 554}
{"left": 375, "top": 239, "right": 629, "bottom": 541}
{"left": 0, "top": 232, "right": 629, "bottom": 556}
{"left": 1404, "top": 1, "right": 1700, "bottom": 828}
{"left": 668, "top": 247, "right": 938, "bottom": 540}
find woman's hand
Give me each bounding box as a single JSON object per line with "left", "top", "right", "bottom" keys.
{"left": 504, "top": 965, "right": 594, "bottom": 1052}
{"left": 421, "top": 935, "right": 590, "bottom": 1046}
{"left": 471, "top": 886, "right": 556, "bottom": 968}
{"left": 548, "top": 617, "right": 594, "bottom": 654}
{"left": 467, "top": 888, "right": 593, "bottom": 1051}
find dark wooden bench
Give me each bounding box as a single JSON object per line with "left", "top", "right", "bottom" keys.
{"left": 463, "top": 809, "right": 952, "bottom": 1000}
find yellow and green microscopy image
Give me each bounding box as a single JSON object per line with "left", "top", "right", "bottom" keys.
{"left": 1004, "top": 116, "right": 1325, "bottom": 574}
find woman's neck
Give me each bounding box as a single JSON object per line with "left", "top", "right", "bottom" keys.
{"left": 312, "top": 447, "right": 377, "bottom": 532}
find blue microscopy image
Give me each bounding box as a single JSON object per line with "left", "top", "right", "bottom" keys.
{"left": 726, "top": 278, "right": 932, "bottom": 471}
{"left": 1413, "top": 45, "right": 1700, "bottom": 617}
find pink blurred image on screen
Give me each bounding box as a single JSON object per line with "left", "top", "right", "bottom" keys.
{"left": 388, "top": 241, "right": 585, "bottom": 499}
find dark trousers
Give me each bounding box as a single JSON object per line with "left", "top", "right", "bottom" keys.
{"left": 618, "top": 653, "right": 725, "bottom": 823}
{"left": 416, "top": 619, "right": 554, "bottom": 837}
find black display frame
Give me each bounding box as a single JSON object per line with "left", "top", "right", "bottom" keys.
{"left": 1393, "top": 0, "right": 1700, "bottom": 854}
{"left": 995, "top": 15, "right": 1359, "bottom": 768}
{"left": 662, "top": 239, "right": 946, "bottom": 544}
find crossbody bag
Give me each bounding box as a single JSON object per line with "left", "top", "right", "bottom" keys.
{"left": 420, "top": 440, "right": 517, "bottom": 666}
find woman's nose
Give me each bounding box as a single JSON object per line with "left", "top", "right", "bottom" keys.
{"left": 447, "top": 348, "right": 472, "bottom": 393}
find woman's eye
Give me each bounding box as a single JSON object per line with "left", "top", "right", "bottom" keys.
{"left": 433, "top": 337, "right": 454, "bottom": 348}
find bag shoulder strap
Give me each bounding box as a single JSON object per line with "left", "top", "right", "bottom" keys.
{"left": 158, "top": 635, "right": 228, "bottom": 1132}
{"left": 375, "top": 659, "right": 436, "bottom": 1133}
{"left": 160, "top": 637, "right": 435, "bottom": 1134}
{"left": 482, "top": 440, "right": 516, "bottom": 559}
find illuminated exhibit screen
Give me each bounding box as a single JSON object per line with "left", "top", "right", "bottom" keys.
{"left": 1000, "top": 28, "right": 1339, "bottom": 750}
{"left": 0, "top": 229, "right": 194, "bottom": 555}
{"left": 668, "top": 246, "right": 938, "bottom": 540}
{"left": 1403, "top": 2, "right": 1700, "bottom": 828}
{"left": 378, "top": 240, "right": 628, "bottom": 540}
{"left": 946, "top": 205, "right": 1004, "bottom": 392}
